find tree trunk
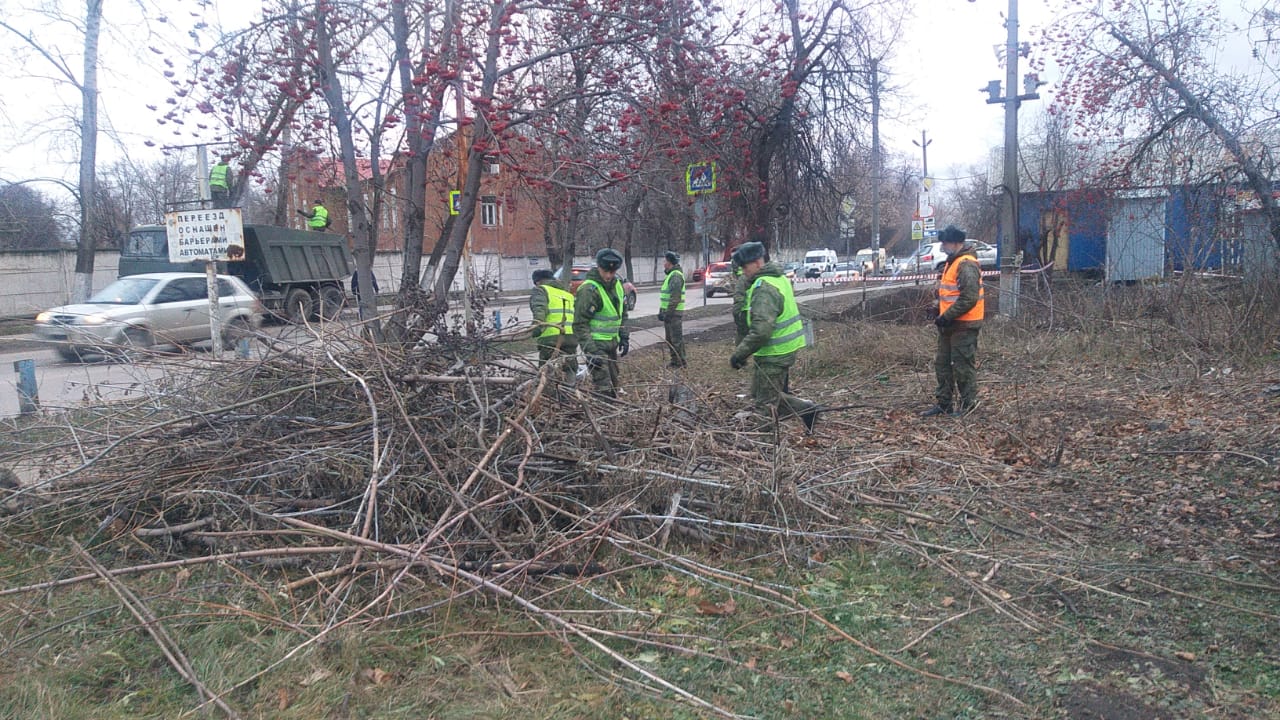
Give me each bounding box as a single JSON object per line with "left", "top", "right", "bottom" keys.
{"left": 314, "top": 0, "right": 380, "bottom": 339}
{"left": 71, "top": 0, "right": 103, "bottom": 303}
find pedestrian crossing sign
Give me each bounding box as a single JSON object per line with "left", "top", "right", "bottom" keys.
{"left": 686, "top": 162, "right": 717, "bottom": 195}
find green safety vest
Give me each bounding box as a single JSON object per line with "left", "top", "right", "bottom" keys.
{"left": 538, "top": 285, "right": 575, "bottom": 338}
{"left": 308, "top": 205, "right": 329, "bottom": 229}
{"left": 582, "top": 279, "right": 624, "bottom": 342}
{"left": 746, "top": 275, "right": 807, "bottom": 357}
{"left": 660, "top": 269, "right": 685, "bottom": 312}
{"left": 209, "top": 163, "right": 230, "bottom": 191}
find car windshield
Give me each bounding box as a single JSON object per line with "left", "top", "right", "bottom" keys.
{"left": 86, "top": 277, "right": 160, "bottom": 304}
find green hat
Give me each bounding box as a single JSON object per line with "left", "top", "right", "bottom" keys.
{"left": 736, "top": 241, "right": 765, "bottom": 264}
{"left": 595, "top": 248, "right": 623, "bottom": 271}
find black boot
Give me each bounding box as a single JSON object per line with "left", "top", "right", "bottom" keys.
{"left": 801, "top": 406, "right": 821, "bottom": 434}
{"left": 920, "top": 405, "right": 951, "bottom": 417}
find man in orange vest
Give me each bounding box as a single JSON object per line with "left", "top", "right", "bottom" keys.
{"left": 922, "top": 225, "right": 985, "bottom": 417}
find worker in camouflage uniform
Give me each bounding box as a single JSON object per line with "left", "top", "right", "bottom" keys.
{"left": 658, "top": 251, "right": 686, "bottom": 368}
{"left": 529, "top": 268, "right": 578, "bottom": 382}
{"left": 573, "top": 248, "right": 630, "bottom": 398}
{"left": 729, "top": 242, "right": 820, "bottom": 433}
{"left": 922, "top": 225, "right": 985, "bottom": 417}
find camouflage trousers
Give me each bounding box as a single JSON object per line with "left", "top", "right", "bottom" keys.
{"left": 934, "top": 327, "right": 980, "bottom": 411}
{"left": 751, "top": 354, "right": 816, "bottom": 424}
{"left": 536, "top": 335, "right": 579, "bottom": 383}
{"left": 585, "top": 342, "right": 621, "bottom": 398}
{"left": 664, "top": 315, "right": 686, "bottom": 367}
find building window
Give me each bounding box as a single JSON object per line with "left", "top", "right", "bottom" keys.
{"left": 481, "top": 196, "right": 500, "bottom": 227}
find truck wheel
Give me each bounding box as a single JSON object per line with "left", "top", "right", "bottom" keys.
{"left": 284, "top": 288, "right": 315, "bottom": 323}
{"left": 318, "top": 285, "right": 346, "bottom": 319}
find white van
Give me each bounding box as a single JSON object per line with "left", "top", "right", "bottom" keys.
{"left": 802, "top": 248, "right": 838, "bottom": 278}
{"left": 854, "top": 247, "right": 886, "bottom": 274}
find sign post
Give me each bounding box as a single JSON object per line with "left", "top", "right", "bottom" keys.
{"left": 687, "top": 162, "right": 717, "bottom": 307}
{"left": 165, "top": 208, "right": 245, "bottom": 357}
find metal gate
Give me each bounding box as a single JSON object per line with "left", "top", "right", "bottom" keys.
{"left": 1107, "top": 196, "right": 1166, "bottom": 282}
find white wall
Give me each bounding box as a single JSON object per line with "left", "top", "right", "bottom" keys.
{"left": 0, "top": 250, "right": 120, "bottom": 317}
{"left": 1, "top": 250, "right": 668, "bottom": 318}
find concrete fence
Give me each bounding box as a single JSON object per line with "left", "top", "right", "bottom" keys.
{"left": 1, "top": 250, "right": 674, "bottom": 318}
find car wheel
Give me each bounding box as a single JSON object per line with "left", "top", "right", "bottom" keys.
{"left": 318, "top": 284, "right": 347, "bottom": 319}
{"left": 221, "top": 316, "right": 254, "bottom": 351}
{"left": 284, "top": 288, "right": 315, "bottom": 324}
{"left": 625, "top": 289, "right": 637, "bottom": 312}
{"left": 115, "top": 326, "right": 152, "bottom": 361}
{"left": 56, "top": 346, "right": 85, "bottom": 363}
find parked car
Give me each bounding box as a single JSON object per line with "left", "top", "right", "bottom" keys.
{"left": 820, "top": 261, "right": 860, "bottom": 286}
{"left": 567, "top": 266, "right": 638, "bottom": 311}
{"left": 906, "top": 240, "right": 999, "bottom": 273}
{"left": 34, "top": 272, "right": 263, "bottom": 362}
{"left": 690, "top": 266, "right": 705, "bottom": 283}
{"left": 703, "top": 261, "right": 735, "bottom": 297}
{"left": 783, "top": 261, "right": 803, "bottom": 281}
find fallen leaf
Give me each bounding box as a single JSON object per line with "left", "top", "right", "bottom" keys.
{"left": 276, "top": 687, "right": 291, "bottom": 711}
{"left": 359, "top": 667, "right": 394, "bottom": 686}
{"left": 941, "top": 596, "right": 955, "bottom": 607}
{"left": 298, "top": 668, "right": 333, "bottom": 687}
{"left": 696, "top": 598, "right": 736, "bottom": 616}
{"left": 777, "top": 634, "right": 797, "bottom": 649}
{"left": 1175, "top": 651, "right": 1197, "bottom": 662}
{"left": 835, "top": 670, "right": 853, "bottom": 683}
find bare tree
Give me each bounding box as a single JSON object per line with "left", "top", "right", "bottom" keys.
{"left": 1, "top": 0, "right": 103, "bottom": 301}
{"left": 1051, "top": 0, "right": 1280, "bottom": 248}
{"left": 0, "top": 182, "right": 66, "bottom": 249}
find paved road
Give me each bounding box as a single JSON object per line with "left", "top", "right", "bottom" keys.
{"left": 0, "top": 278, "right": 916, "bottom": 419}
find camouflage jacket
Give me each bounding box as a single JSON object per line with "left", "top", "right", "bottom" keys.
{"left": 572, "top": 267, "right": 629, "bottom": 354}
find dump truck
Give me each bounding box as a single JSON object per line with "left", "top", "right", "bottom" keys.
{"left": 119, "top": 224, "right": 353, "bottom": 323}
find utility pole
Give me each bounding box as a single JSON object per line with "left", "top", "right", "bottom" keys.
{"left": 913, "top": 131, "right": 933, "bottom": 248}
{"left": 979, "top": 0, "right": 1042, "bottom": 318}
{"left": 913, "top": 130, "right": 931, "bottom": 179}
{"left": 869, "top": 58, "right": 881, "bottom": 265}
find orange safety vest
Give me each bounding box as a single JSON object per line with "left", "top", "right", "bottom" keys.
{"left": 938, "top": 255, "right": 984, "bottom": 323}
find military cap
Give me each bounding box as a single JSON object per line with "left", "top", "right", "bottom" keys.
{"left": 531, "top": 269, "right": 555, "bottom": 284}
{"left": 939, "top": 225, "right": 967, "bottom": 245}
{"left": 595, "top": 247, "right": 623, "bottom": 271}
{"left": 664, "top": 251, "right": 680, "bottom": 265}
{"left": 735, "top": 241, "right": 765, "bottom": 264}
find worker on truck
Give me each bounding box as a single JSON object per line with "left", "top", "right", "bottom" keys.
{"left": 209, "top": 155, "right": 233, "bottom": 209}
{"left": 298, "top": 200, "right": 330, "bottom": 231}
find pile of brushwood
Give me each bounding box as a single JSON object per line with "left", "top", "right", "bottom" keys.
{"left": 3, "top": 319, "right": 917, "bottom": 717}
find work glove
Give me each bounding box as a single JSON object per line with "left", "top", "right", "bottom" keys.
{"left": 730, "top": 355, "right": 747, "bottom": 370}
{"left": 618, "top": 336, "right": 630, "bottom": 357}
{"left": 657, "top": 309, "right": 668, "bottom": 322}
{"left": 934, "top": 315, "right": 953, "bottom": 329}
